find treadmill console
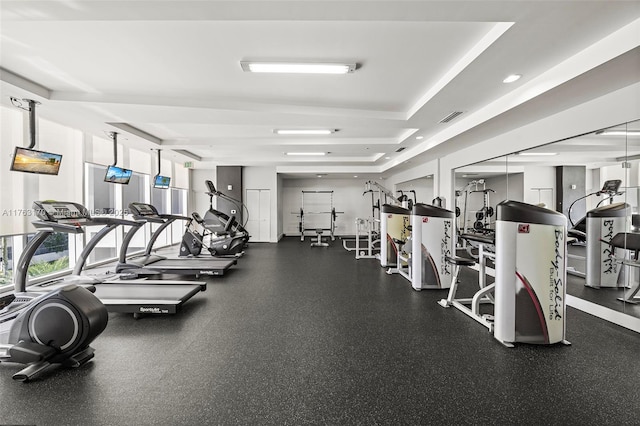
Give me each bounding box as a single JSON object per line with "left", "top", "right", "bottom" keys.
{"left": 129, "top": 202, "right": 160, "bottom": 217}
{"left": 600, "top": 179, "right": 622, "bottom": 194}
{"left": 33, "top": 201, "right": 91, "bottom": 223}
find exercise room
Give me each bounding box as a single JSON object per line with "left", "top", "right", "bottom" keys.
{"left": 1, "top": 1, "right": 639, "bottom": 425}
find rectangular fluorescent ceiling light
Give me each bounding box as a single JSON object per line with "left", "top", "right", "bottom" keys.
{"left": 518, "top": 152, "right": 557, "bottom": 156}
{"left": 596, "top": 130, "right": 640, "bottom": 136}
{"left": 275, "top": 129, "right": 335, "bottom": 135}
{"left": 241, "top": 61, "right": 356, "bottom": 74}
{"left": 285, "top": 152, "right": 327, "bottom": 156}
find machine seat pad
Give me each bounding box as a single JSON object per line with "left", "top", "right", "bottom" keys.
{"left": 609, "top": 232, "right": 640, "bottom": 251}
{"left": 445, "top": 255, "right": 476, "bottom": 267}
{"left": 568, "top": 228, "right": 586, "bottom": 241}
{"left": 460, "top": 232, "right": 495, "bottom": 245}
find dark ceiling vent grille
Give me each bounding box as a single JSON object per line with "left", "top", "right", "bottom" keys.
{"left": 395, "top": 147, "right": 406, "bottom": 152}
{"left": 439, "top": 111, "right": 464, "bottom": 123}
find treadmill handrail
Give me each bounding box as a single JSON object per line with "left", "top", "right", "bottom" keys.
{"left": 92, "top": 217, "right": 143, "bottom": 227}
{"left": 158, "top": 213, "right": 190, "bottom": 221}
{"left": 31, "top": 220, "right": 86, "bottom": 233}
{"left": 132, "top": 215, "right": 165, "bottom": 224}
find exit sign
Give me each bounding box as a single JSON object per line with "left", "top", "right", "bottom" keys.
{"left": 184, "top": 161, "right": 193, "bottom": 168}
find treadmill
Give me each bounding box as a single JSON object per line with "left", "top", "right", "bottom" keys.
{"left": 115, "top": 202, "right": 236, "bottom": 277}
{"left": 24, "top": 201, "right": 205, "bottom": 317}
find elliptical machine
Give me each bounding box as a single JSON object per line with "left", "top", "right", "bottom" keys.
{"left": 180, "top": 211, "right": 245, "bottom": 258}
{"left": 202, "top": 180, "right": 250, "bottom": 247}
{"left": 180, "top": 180, "right": 247, "bottom": 257}
{"left": 0, "top": 201, "right": 108, "bottom": 381}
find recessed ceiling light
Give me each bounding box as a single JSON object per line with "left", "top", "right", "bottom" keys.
{"left": 503, "top": 74, "right": 522, "bottom": 83}
{"left": 241, "top": 61, "right": 356, "bottom": 74}
{"left": 275, "top": 129, "right": 336, "bottom": 135}
{"left": 353, "top": 175, "right": 358, "bottom": 178}
{"left": 518, "top": 152, "right": 557, "bottom": 156}
{"left": 384, "top": 156, "right": 391, "bottom": 160}
{"left": 415, "top": 135, "right": 424, "bottom": 140}
{"left": 285, "top": 152, "right": 327, "bottom": 156}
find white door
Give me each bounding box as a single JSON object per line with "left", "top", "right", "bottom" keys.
{"left": 246, "top": 189, "right": 271, "bottom": 242}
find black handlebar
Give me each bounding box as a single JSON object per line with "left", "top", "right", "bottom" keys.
{"left": 205, "top": 180, "right": 216, "bottom": 194}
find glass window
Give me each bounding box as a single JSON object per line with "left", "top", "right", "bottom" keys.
{"left": 26, "top": 232, "right": 71, "bottom": 279}
{"left": 171, "top": 188, "right": 188, "bottom": 244}
{"left": 87, "top": 163, "right": 117, "bottom": 215}
{"left": 122, "top": 173, "right": 149, "bottom": 255}
{"left": 171, "top": 188, "right": 185, "bottom": 215}
{"left": 122, "top": 173, "right": 148, "bottom": 214}
{"left": 151, "top": 187, "right": 169, "bottom": 214}
{"left": 0, "top": 236, "right": 14, "bottom": 287}
{"left": 85, "top": 163, "right": 119, "bottom": 264}
{"left": 150, "top": 188, "right": 171, "bottom": 247}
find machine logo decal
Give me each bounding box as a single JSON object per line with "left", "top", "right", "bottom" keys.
{"left": 601, "top": 219, "right": 617, "bottom": 275}
{"left": 440, "top": 220, "right": 452, "bottom": 276}
{"left": 518, "top": 224, "right": 530, "bottom": 233}
{"left": 550, "top": 228, "right": 564, "bottom": 321}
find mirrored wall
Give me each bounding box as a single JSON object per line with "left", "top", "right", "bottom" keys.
{"left": 453, "top": 119, "right": 640, "bottom": 325}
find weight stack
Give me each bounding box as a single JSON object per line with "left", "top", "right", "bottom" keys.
{"left": 411, "top": 203, "right": 455, "bottom": 290}
{"left": 494, "top": 200, "right": 568, "bottom": 345}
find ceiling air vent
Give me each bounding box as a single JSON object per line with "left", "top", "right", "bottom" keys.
{"left": 395, "top": 147, "right": 406, "bottom": 152}
{"left": 439, "top": 111, "right": 464, "bottom": 123}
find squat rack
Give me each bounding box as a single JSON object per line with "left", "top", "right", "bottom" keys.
{"left": 299, "top": 190, "right": 339, "bottom": 244}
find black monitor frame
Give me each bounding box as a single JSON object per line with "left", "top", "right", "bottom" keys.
{"left": 104, "top": 165, "right": 133, "bottom": 185}
{"left": 10, "top": 146, "right": 63, "bottom": 176}
{"left": 153, "top": 175, "right": 171, "bottom": 189}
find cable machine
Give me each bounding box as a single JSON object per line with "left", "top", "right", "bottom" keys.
{"left": 456, "top": 179, "right": 496, "bottom": 235}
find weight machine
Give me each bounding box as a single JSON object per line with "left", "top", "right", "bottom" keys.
{"left": 342, "top": 217, "right": 380, "bottom": 259}
{"left": 363, "top": 180, "right": 405, "bottom": 210}
{"left": 342, "top": 181, "right": 394, "bottom": 259}
{"left": 456, "top": 179, "right": 496, "bottom": 235}
{"left": 298, "top": 190, "right": 341, "bottom": 247}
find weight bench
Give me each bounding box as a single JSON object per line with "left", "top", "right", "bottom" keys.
{"left": 438, "top": 233, "right": 496, "bottom": 332}
{"left": 310, "top": 229, "right": 329, "bottom": 247}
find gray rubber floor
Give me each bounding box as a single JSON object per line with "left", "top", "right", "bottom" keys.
{"left": 1, "top": 237, "right": 639, "bottom": 425}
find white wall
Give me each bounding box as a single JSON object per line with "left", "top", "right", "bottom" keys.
{"left": 173, "top": 163, "right": 189, "bottom": 189}
{"left": 1, "top": 107, "right": 29, "bottom": 235}
{"left": 189, "top": 168, "right": 216, "bottom": 217}
{"left": 396, "top": 177, "right": 435, "bottom": 205}
{"left": 281, "top": 178, "right": 372, "bottom": 236}
{"left": 1, "top": 110, "right": 85, "bottom": 235}
{"left": 277, "top": 173, "right": 284, "bottom": 238}
{"left": 523, "top": 166, "right": 556, "bottom": 207}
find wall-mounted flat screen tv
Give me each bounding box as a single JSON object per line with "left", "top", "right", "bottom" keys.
{"left": 10, "top": 146, "right": 63, "bottom": 175}
{"left": 153, "top": 175, "right": 171, "bottom": 189}
{"left": 104, "top": 165, "right": 132, "bottom": 184}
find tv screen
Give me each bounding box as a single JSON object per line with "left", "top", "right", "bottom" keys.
{"left": 10, "top": 146, "right": 63, "bottom": 175}
{"left": 153, "top": 175, "right": 170, "bottom": 189}
{"left": 104, "top": 165, "right": 132, "bottom": 184}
